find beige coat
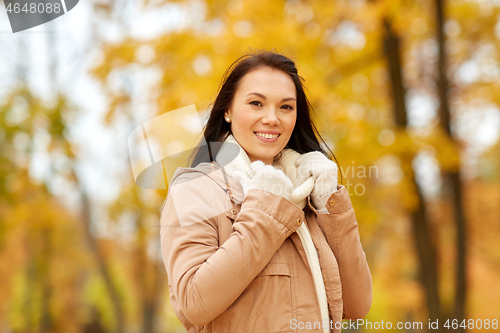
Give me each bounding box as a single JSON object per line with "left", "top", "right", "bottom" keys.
{"left": 160, "top": 162, "right": 372, "bottom": 332}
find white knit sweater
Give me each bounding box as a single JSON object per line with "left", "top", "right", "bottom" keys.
{"left": 216, "top": 134, "right": 330, "bottom": 332}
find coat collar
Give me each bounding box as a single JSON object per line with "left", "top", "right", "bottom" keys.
{"left": 170, "top": 161, "right": 244, "bottom": 204}
{"left": 169, "top": 161, "right": 317, "bottom": 214}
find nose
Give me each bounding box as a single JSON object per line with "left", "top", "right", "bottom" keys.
{"left": 262, "top": 107, "right": 279, "bottom": 126}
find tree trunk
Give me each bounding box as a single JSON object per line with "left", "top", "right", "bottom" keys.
{"left": 136, "top": 215, "right": 155, "bottom": 333}
{"left": 39, "top": 228, "right": 53, "bottom": 333}
{"left": 435, "top": 0, "right": 467, "bottom": 327}
{"left": 383, "top": 18, "right": 442, "bottom": 326}
{"left": 74, "top": 169, "right": 125, "bottom": 333}
{"left": 135, "top": 213, "right": 165, "bottom": 333}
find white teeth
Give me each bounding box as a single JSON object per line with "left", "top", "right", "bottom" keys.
{"left": 255, "top": 132, "right": 280, "bottom": 139}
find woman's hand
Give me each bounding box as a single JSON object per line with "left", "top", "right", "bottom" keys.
{"left": 233, "top": 161, "right": 293, "bottom": 201}
{"left": 295, "top": 152, "right": 338, "bottom": 211}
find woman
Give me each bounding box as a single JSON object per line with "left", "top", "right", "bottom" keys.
{"left": 160, "top": 50, "right": 372, "bottom": 332}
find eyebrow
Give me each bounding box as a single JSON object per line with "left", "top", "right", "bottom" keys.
{"left": 246, "top": 92, "right": 296, "bottom": 102}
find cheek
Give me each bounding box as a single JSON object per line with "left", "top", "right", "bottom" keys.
{"left": 285, "top": 115, "right": 297, "bottom": 134}
{"left": 234, "top": 113, "right": 256, "bottom": 131}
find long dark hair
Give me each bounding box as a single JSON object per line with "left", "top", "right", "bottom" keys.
{"left": 189, "top": 49, "right": 340, "bottom": 181}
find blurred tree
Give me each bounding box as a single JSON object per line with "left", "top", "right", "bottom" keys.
{"left": 434, "top": 0, "right": 466, "bottom": 328}
{"left": 0, "top": 87, "right": 90, "bottom": 332}
{"left": 383, "top": 15, "right": 442, "bottom": 328}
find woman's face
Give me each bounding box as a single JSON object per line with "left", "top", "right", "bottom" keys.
{"left": 225, "top": 67, "right": 297, "bottom": 165}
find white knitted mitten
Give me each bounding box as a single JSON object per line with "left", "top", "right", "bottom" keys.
{"left": 233, "top": 161, "right": 293, "bottom": 201}
{"left": 295, "top": 152, "right": 338, "bottom": 211}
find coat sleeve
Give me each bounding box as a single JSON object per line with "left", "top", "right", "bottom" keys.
{"left": 314, "top": 185, "right": 373, "bottom": 320}
{"left": 160, "top": 173, "right": 304, "bottom": 327}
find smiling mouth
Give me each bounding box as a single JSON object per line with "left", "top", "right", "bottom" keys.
{"left": 254, "top": 132, "right": 280, "bottom": 139}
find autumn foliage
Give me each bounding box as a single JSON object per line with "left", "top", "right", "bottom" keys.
{"left": 1, "top": 0, "right": 499, "bottom": 332}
